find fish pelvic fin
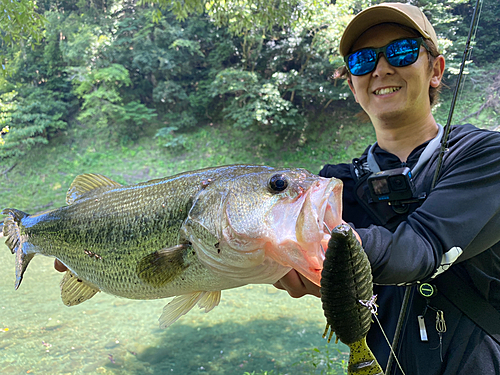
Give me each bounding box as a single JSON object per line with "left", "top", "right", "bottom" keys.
{"left": 60, "top": 271, "right": 100, "bottom": 306}
{"left": 66, "top": 173, "right": 122, "bottom": 205}
{"left": 347, "top": 336, "right": 383, "bottom": 375}
{"left": 159, "top": 291, "right": 222, "bottom": 329}
{"left": 2, "top": 208, "right": 32, "bottom": 290}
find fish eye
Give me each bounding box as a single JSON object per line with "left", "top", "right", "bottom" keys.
{"left": 269, "top": 174, "right": 288, "bottom": 193}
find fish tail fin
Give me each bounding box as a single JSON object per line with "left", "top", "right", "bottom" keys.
{"left": 347, "top": 337, "right": 383, "bottom": 375}
{"left": 2, "top": 208, "right": 34, "bottom": 290}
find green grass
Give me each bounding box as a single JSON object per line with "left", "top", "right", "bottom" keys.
{"left": 242, "top": 344, "right": 349, "bottom": 375}
{"left": 0, "top": 108, "right": 375, "bottom": 213}
{"left": 2, "top": 63, "right": 498, "bottom": 214}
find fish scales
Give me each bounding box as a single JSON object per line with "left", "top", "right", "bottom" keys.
{"left": 2, "top": 164, "right": 343, "bottom": 327}
{"left": 7, "top": 167, "right": 254, "bottom": 298}
{"left": 23, "top": 180, "right": 188, "bottom": 294}
{"left": 321, "top": 224, "right": 383, "bottom": 375}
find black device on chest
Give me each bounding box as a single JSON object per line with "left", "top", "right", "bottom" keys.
{"left": 352, "top": 125, "right": 444, "bottom": 222}
{"left": 364, "top": 125, "right": 443, "bottom": 208}
{"left": 367, "top": 167, "right": 416, "bottom": 203}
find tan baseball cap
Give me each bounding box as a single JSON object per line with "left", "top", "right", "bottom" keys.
{"left": 339, "top": 3, "right": 439, "bottom": 57}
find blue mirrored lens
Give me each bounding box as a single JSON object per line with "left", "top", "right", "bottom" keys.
{"left": 346, "top": 38, "right": 422, "bottom": 76}
{"left": 348, "top": 49, "right": 377, "bottom": 76}
{"left": 386, "top": 39, "right": 419, "bottom": 67}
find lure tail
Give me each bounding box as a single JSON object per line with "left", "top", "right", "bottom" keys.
{"left": 2, "top": 208, "right": 34, "bottom": 289}
{"left": 347, "top": 337, "right": 383, "bottom": 375}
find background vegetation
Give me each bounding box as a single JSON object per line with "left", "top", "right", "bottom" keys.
{"left": 0, "top": 1, "right": 498, "bottom": 373}
{"left": 0, "top": 0, "right": 499, "bottom": 209}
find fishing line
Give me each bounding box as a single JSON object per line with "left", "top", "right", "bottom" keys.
{"left": 360, "top": 296, "right": 406, "bottom": 375}
{"left": 455, "top": 0, "right": 484, "bottom": 123}
{"left": 384, "top": 285, "right": 412, "bottom": 375}
{"left": 374, "top": 313, "right": 406, "bottom": 375}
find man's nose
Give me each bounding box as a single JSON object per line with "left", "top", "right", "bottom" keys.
{"left": 372, "top": 53, "right": 395, "bottom": 76}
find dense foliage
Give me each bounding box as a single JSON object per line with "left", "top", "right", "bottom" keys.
{"left": 0, "top": 0, "right": 499, "bottom": 162}
{"left": 0, "top": 0, "right": 46, "bottom": 73}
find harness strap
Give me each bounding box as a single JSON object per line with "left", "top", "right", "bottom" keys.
{"left": 366, "top": 124, "right": 444, "bottom": 176}
{"left": 433, "top": 269, "right": 500, "bottom": 346}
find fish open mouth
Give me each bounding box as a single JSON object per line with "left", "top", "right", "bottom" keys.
{"left": 269, "top": 176, "right": 343, "bottom": 286}
{"left": 197, "top": 172, "right": 343, "bottom": 287}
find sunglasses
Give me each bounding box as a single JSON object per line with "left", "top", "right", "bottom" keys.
{"left": 344, "top": 37, "right": 431, "bottom": 76}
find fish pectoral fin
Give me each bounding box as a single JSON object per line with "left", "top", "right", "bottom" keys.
{"left": 66, "top": 173, "right": 122, "bottom": 205}
{"left": 136, "top": 244, "right": 189, "bottom": 287}
{"left": 60, "top": 271, "right": 100, "bottom": 306}
{"left": 159, "top": 291, "right": 221, "bottom": 329}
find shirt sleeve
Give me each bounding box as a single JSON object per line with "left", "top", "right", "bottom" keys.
{"left": 356, "top": 130, "right": 500, "bottom": 285}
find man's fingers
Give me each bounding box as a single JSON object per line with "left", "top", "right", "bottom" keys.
{"left": 54, "top": 259, "right": 67, "bottom": 272}
{"left": 273, "top": 269, "right": 321, "bottom": 298}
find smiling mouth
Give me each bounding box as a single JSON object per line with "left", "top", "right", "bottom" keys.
{"left": 374, "top": 87, "right": 401, "bottom": 95}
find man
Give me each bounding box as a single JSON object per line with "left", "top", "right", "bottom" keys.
{"left": 274, "top": 3, "right": 500, "bottom": 374}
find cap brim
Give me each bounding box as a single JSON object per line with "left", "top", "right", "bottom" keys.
{"left": 339, "top": 5, "right": 434, "bottom": 56}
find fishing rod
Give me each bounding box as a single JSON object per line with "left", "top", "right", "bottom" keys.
{"left": 431, "top": 0, "right": 484, "bottom": 189}
{"left": 385, "top": 0, "right": 484, "bottom": 374}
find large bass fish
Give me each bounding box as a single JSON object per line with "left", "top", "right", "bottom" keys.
{"left": 2, "top": 165, "right": 342, "bottom": 327}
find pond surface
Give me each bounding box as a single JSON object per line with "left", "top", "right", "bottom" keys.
{"left": 0, "top": 242, "right": 347, "bottom": 374}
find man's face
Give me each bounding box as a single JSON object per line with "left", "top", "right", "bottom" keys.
{"left": 347, "top": 24, "right": 443, "bottom": 125}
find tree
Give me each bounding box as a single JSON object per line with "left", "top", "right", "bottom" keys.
{"left": 0, "top": 0, "right": 46, "bottom": 73}
{"left": 74, "top": 63, "right": 157, "bottom": 142}
{"left": 148, "top": 0, "right": 322, "bottom": 35}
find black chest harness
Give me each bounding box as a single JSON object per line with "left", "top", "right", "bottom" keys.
{"left": 348, "top": 125, "right": 500, "bottom": 361}
{"left": 351, "top": 125, "right": 443, "bottom": 231}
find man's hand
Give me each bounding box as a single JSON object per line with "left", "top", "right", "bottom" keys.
{"left": 273, "top": 223, "right": 361, "bottom": 299}
{"left": 273, "top": 269, "right": 321, "bottom": 298}
{"left": 54, "top": 259, "right": 67, "bottom": 272}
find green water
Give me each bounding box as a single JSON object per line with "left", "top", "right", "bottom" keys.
{"left": 0, "top": 242, "right": 347, "bottom": 375}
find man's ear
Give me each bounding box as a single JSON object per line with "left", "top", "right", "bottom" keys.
{"left": 347, "top": 78, "right": 359, "bottom": 103}
{"left": 430, "top": 55, "right": 445, "bottom": 88}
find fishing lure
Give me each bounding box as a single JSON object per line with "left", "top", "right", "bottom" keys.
{"left": 321, "top": 224, "right": 383, "bottom": 375}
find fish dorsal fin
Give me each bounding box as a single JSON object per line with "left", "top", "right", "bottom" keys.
{"left": 159, "top": 291, "right": 222, "bottom": 328}
{"left": 66, "top": 173, "right": 122, "bottom": 205}
{"left": 136, "top": 245, "right": 190, "bottom": 288}
{"left": 60, "top": 270, "right": 100, "bottom": 306}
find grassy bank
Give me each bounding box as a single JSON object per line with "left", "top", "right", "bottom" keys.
{"left": 0, "top": 108, "right": 376, "bottom": 212}
{"left": 1, "top": 63, "right": 499, "bottom": 213}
